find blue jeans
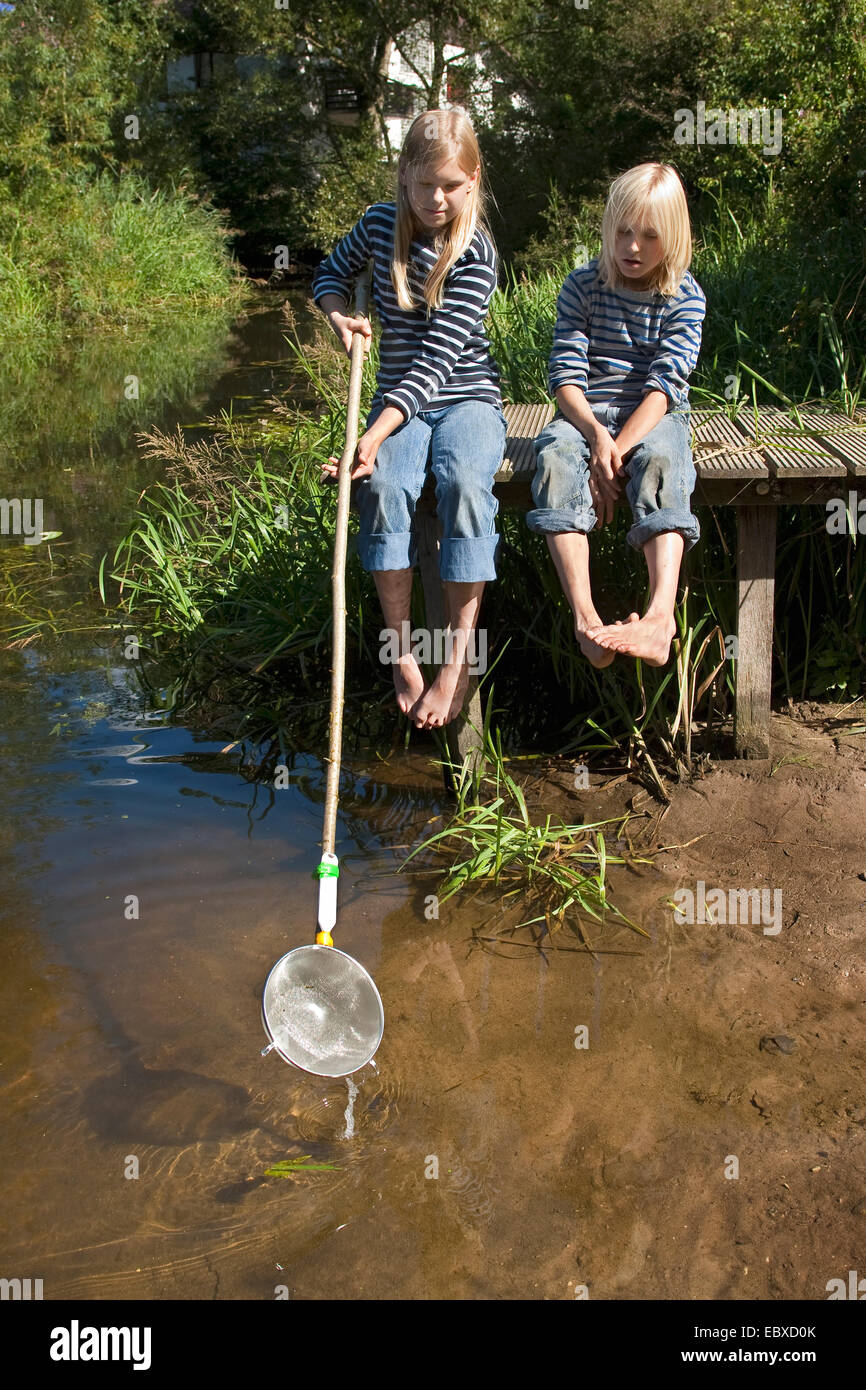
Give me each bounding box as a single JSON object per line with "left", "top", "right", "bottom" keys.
{"left": 526, "top": 404, "right": 700, "bottom": 552}
{"left": 355, "top": 398, "right": 507, "bottom": 582}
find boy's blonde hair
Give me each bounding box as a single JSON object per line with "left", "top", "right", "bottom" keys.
{"left": 392, "top": 108, "right": 492, "bottom": 313}
{"left": 599, "top": 163, "right": 693, "bottom": 297}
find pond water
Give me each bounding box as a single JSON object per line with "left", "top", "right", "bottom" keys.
{"left": 0, "top": 288, "right": 515, "bottom": 1298}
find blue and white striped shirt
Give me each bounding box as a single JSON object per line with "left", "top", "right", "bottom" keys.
{"left": 311, "top": 202, "right": 502, "bottom": 421}
{"left": 549, "top": 259, "right": 706, "bottom": 411}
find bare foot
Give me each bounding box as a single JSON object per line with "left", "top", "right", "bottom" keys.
{"left": 579, "top": 611, "right": 640, "bottom": 668}
{"left": 411, "top": 660, "right": 468, "bottom": 729}
{"left": 446, "top": 661, "right": 471, "bottom": 722}
{"left": 590, "top": 612, "right": 676, "bottom": 666}
{"left": 392, "top": 653, "right": 426, "bottom": 715}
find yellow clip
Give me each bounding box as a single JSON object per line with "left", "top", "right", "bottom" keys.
{"left": 316, "top": 930, "right": 334, "bottom": 947}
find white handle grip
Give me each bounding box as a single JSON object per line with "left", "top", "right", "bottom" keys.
{"left": 317, "top": 852, "right": 339, "bottom": 934}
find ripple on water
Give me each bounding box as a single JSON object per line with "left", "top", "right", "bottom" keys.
{"left": 292, "top": 1069, "right": 406, "bottom": 1143}
{"left": 69, "top": 744, "right": 148, "bottom": 759}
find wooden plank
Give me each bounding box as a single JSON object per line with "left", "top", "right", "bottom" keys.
{"left": 734, "top": 406, "right": 848, "bottom": 479}
{"left": 692, "top": 477, "right": 844, "bottom": 507}
{"left": 778, "top": 407, "right": 866, "bottom": 478}
{"left": 498, "top": 401, "right": 556, "bottom": 482}
{"left": 415, "top": 509, "right": 484, "bottom": 782}
{"left": 690, "top": 409, "right": 769, "bottom": 480}
{"left": 735, "top": 505, "right": 777, "bottom": 759}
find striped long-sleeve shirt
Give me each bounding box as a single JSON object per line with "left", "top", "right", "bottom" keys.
{"left": 311, "top": 202, "right": 502, "bottom": 421}
{"left": 548, "top": 258, "right": 706, "bottom": 411}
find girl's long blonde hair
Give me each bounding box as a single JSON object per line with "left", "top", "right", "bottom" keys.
{"left": 599, "top": 163, "right": 693, "bottom": 297}
{"left": 392, "top": 108, "right": 492, "bottom": 313}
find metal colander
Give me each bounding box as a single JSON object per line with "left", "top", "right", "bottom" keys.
{"left": 261, "top": 944, "right": 384, "bottom": 1078}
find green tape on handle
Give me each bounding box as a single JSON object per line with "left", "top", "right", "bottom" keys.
{"left": 316, "top": 862, "right": 340, "bottom": 879}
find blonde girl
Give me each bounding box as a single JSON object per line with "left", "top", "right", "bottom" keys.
{"left": 313, "top": 109, "right": 506, "bottom": 728}
{"left": 527, "top": 163, "right": 706, "bottom": 667}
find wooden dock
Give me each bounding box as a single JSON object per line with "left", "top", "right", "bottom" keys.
{"left": 415, "top": 402, "right": 866, "bottom": 766}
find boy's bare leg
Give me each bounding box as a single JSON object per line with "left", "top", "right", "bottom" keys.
{"left": 373, "top": 568, "right": 427, "bottom": 714}
{"left": 546, "top": 533, "right": 639, "bottom": 669}
{"left": 589, "top": 532, "right": 683, "bottom": 666}
{"left": 411, "top": 580, "right": 484, "bottom": 729}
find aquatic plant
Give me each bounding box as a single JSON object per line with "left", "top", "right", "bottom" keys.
{"left": 264, "top": 1156, "right": 341, "bottom": 1177}
{"left": 403, "top": 717, "right": 652, "bottom": 947}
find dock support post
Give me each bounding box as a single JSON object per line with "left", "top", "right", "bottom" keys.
{"left": 415, "top": 509, "right": 484, "bottom": 788}
{"left": 735, "top": 505, "right": 776, "bottom": 758}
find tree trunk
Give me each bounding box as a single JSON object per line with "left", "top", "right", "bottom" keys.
{"left": 429, "top": 16, "right": 447, "bottom": 108}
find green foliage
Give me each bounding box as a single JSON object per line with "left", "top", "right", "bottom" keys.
{"left": 0, "top": 3, "right": 239, "bottom": 333}
{"left": 97, "top": 397, "right": 388, "bottom": 745}
{"left": 264, "top": 1156, "right": 341, "bottom": 1176}
{"left": 1, "top": 170, "right": 244, "bottom": 344}
{"left": 128, "top": 2, "right": 406, "bottom": 262}
{"left": 304, "top": 123, "right": 397, "bottom": 252}
{"left": 687, "top": 0, "right": 866, "bottom": 222}
{"left": 0, "top": 0, "right": 165, "bottom": 201}
{"left": 483, "top": 0, "right": 866, "bottom": 261}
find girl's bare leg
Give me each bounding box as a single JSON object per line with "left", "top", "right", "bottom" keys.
{"left": 546, "top": 533, "right": 638, "bottom": 669}
{"left": 589, "top": 532, "right": 683, "bottom": 666}
{"left": 373, "top": 568, "right": 426, "bottom": 714}
{"left": 411, "top": 580, "right": 485, "bottom": 729}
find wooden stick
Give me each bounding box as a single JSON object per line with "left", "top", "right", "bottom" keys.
{"left": 322, "top": 262, "right": 372, "bottom": 858}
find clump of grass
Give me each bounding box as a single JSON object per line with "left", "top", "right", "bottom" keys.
{"left": 402, "top": 720, "right": 652, "bottom": 949}
{"left": 2, "top": 169, "right": 244, "bottom": 350}
{"left": 95, "top": 404, "right": 394, "bottom": 745}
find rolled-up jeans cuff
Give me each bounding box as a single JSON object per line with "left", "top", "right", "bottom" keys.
{"left": 438, "top": 534, "right": 499, "bottom": 582}
{"left": 525, "top": 506, "right": 596, "bottom": 535}
{"left": 355, "top": 530, "right": 416, "bottom": 571}
{"left": 627, "top": 509, "right": 700, "bottom": 553}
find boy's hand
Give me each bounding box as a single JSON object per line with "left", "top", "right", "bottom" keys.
{"left": 328, "top": 310, "right": 372, "bottom": 356}
{"left": 587, "top": 427, "right": 625, "bottom": 526}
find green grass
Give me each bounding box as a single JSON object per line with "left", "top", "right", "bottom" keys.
{"left": 1, "top": 169, "right": 245, "bottom": 351}
{"left": 92, "top": 408, "right": 388, "bottom": 744}
{"left": 402, "top": 717, "right": 651, "bottom": 948}
{"left": 264, "top": 1156, "right": 341, "bottom": 1176}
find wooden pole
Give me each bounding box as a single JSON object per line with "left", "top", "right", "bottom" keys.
{"left": 734, "top": 504, "right": 776, "bottom": 758}
{"left": 322, "top": 262, "right": 372, "bottom": 856}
